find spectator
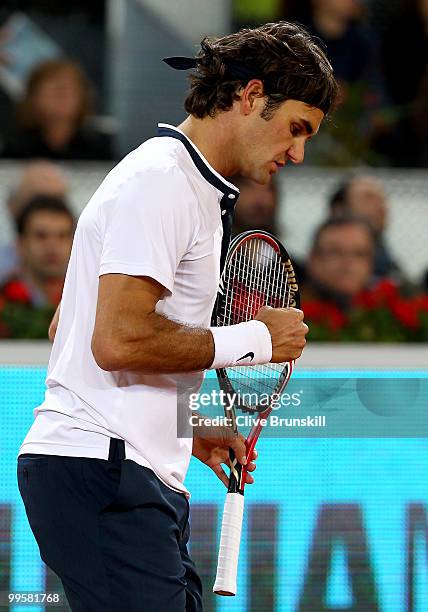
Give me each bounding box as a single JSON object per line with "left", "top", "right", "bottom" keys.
{"left": 371, "top": 67, "right": 428, "bottom": 168}
{"left": 380, "top": 0, "right": 428, "bottom": 107}
{"left": 1, "top": 59, "right": 114, "bottom": 160}
{"left": 286, "top": 0, "right": 383, "bottom": 164}
{"left": 303, "top": 216, "right": 375, "bottom": 312}
{"left": 0, "top": 3, "right": 106, "bottom": 100}
{"left": 296, "top": 0, "right": 377, "bottom": 85}
{"left": 231, "top": 175, "right": 280, "bottom": 237}
{"left": 231, "top": 175, "right": 311, "bottom": 282}
{"left": 328, "top": 175, "right": 401, "bottom": 280}
{"left": 0, "top": 195, "right": 74, "bottom": 338}
{"left": 0, "top": 160, "right": 69, "bottom": 283}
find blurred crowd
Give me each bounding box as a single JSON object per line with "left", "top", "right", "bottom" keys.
{"left": 0, "top": 161, "right": 74, "bottom": 338}
{"left": 0, "top": 0, "right": 427, "bottom": 339}
{"left": 1, "top": 164, "right": 427, "bottom": 340}
{"left": 0, "top": 59, "right": 113, "bottom": 160}
{"left": 0, "top": 3, "right": 113, "bottom": 337}
{"left": 0, "top": 1, "right": 426, "bottom": 166}
{"left": 234, "top": 0, "right": 428, "bottom": 167}
{"left": 231, "top": 175, "right": 428, "bottom": 341}
{"left": 0, "top": 1, "right": 113, "bottom": 161}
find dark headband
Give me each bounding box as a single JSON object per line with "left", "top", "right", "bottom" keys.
{"left": 162, "top": 56, "right": 261, "bottom": 81}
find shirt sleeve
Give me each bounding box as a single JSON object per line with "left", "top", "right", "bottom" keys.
{"left": 99, "top": 166, "right": 197, "bottom": 294}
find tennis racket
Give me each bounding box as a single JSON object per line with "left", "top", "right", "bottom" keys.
{"left": 212, "top": 230, "right": 300, "bottom": 596}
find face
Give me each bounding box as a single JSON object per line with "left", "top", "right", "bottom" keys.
{"left": 237, "top": 94, "right": 324, "bottom": 185}
{"left": 313, "top": 0, "right": 361, "bottom": 20}
{"left": 18, "top": 211, "right": 73, "bottom": 281}
{"left": 234, "top": 180, "right": 277, "bottom": 230}
{"left": 346, "top": 177, "right": 387, "bottom": 234}
{"left": 32, "top": 69, "right": 83, "bottom": 124}
{"left": 308, "top": 224, "right": 374, "bottom": 297}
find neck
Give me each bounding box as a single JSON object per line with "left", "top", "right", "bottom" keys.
{"left": 42, "top": 120, "right": 76, "bottom": 149}
{"left": 178, "top": 115, "right": 240, "bottom": 177}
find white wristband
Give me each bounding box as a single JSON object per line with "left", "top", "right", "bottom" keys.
{"left": 209, "top": 320, "right": 272, "bottom": 369}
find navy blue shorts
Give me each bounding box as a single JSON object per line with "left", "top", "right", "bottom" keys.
{"left": 17, "top": 439, "right": 203, "bottom": 611}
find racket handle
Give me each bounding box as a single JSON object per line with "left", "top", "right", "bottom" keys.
{"left": 213, "top": 492, "right": 245, "bottom": 596}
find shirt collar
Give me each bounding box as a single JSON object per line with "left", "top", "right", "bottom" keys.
{"left": 157, "top": 123, "right": 239, "bottom": 212}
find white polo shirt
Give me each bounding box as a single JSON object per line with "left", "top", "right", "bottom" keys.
{"left": 18, "top": 123, "right": 239, "bottom": 496}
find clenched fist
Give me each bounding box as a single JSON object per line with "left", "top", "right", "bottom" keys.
{"left": 255, "top": 306, "right": 308, "bottom": 362}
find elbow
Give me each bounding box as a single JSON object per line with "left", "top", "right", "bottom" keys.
{"left": 91, "top": 334, "right": 124, "bottom": 372}
{"left": 91, "top": 330, "right": 154, "bottom": 373}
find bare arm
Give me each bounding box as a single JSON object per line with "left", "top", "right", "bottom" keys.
{"left": 91, "top": 274, "right": 215, "bottom": 373}
{"left": 91, "top": 274, "right": 308, "bottom": 374}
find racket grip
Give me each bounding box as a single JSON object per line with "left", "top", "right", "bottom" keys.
{"left": 213, "top": 492, "right": 245, "bottom": 596}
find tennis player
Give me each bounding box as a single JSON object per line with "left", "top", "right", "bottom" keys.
{"left": 17, "top": 22, "right": 337, "bottom": 611}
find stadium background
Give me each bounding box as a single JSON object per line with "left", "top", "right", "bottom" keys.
{"left": 0, "top": 1, "right": 427, "bottom": 611}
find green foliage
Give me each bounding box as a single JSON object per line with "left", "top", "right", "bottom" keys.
{"left": 1, "top": 302, "right": 54, "bottom": 340}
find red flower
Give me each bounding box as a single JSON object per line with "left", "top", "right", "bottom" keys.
{"left": 413, "top": 294, "right": 428, "bottom": 313}
{"left": 354, "top": 279, "right": 399, "bottom": 310}
{"left": 353, "top": 289, "right": 377, "bottom": 309}
{"left": 322, "top": 303, "right": 347, "bottom": 331}
{"left": 2, "top": 280, "right": 31, "bottom": 304}
{"left": 375, "top": 279, "right": 400, "bottom": 305}
{"left": 302, "top": 300, "right": 324, "bottom": 322}
{"left": 391, "top": 299, "right": 420, "bottom": 330}
{"left": 302, "top": 300, "right": 347, "bottom": 330}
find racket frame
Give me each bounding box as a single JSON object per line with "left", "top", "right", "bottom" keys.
{"left": 212, "top": 230, "right": 300, "bottom": 596}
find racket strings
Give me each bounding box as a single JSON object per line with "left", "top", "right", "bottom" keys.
{"left": 218, "top": 238, "right": 294, "bottom": 399}
{"left": 225, "top": 242, "right": 289, "bottom": 319}
{"left": 220, "top": 239, "right": 291, "bottom": 323}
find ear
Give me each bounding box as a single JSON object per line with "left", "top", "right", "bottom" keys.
{"left": 239, "top": 79, "right": 265, "bottom": 115}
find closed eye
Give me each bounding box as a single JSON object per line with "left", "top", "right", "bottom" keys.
{"left": 291, "top": 124, "right": 303, "bottom": 137}
{"left": 291, "top": 118, "right": 315, "bottom": 139}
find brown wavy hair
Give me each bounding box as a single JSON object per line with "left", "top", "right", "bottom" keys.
{"left": 16, "top": 59, "right": 94, "bottom": 130}
{"left": 185, "top": 21, "right": 338, "bottom": 120}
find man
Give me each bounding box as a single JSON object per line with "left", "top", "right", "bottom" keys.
{"left": 18, "top": 22, "right": 337, "bottom": 611}
{"left": 13, "top": 195, "right": 74, "bottom": 305}
{"left": 0, "top": 195, "right": 74, "bottom": 338}
{"left": 304, "top": 215, "right": 375, "bottom": 310}
{"left": 328, "top": 174, "right": 401, "bottom": 280}
{"left": 231, "top": 174, "right": 280, "bottom": 237}
{"left": 298, "top": 0, "right": 375, "bottom": 85}
{"left": 0, "top": 160, "right": 69, "bottom": 283}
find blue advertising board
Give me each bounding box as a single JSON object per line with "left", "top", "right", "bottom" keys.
{"left": 1, "top": 366, "right": 428, "bottom": 611}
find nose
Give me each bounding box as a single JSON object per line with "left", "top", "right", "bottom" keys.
{"left": 288, "top": 140, "right": 305, "bottom": 164}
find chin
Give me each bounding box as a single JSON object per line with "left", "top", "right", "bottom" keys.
{"left": 240, "top": 165, "right": 271, "bottom": 185}
{"left": 252, "top": 171, "right": 271, "bottom": 185}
